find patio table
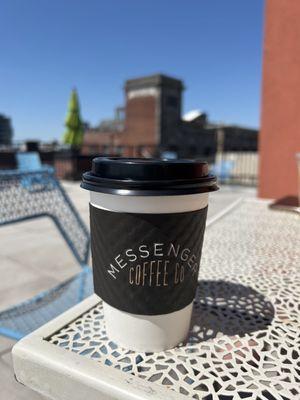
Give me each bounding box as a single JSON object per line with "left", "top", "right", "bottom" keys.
{"left": 12, "top": 199, "right": 300, "bottom": 400}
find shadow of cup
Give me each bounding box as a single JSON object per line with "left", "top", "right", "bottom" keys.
{"left": 187, "top": 280, "right": 275, "bottom": 344}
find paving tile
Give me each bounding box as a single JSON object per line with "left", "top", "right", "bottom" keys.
{"left": 207, "top": 185, "right": 256, "bottom": 219}
{"left": 0, "top": 229, "right": 40, "bottom": 256}
{"left": 0, "top": 259, "right": 39, "bottom": 293}
{"left": 8, "top": 237, "right": 78, "bottom": 275}
{"left": 0, "top": 275, "right": 59, "bottom": 311}
{"left": 0, "top": 336, "right": 15, "bottom": 355}
{"left": 0, "top": 355, "right": 44, "bottom": 400}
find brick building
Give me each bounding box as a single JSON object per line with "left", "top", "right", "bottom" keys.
{"left": 259, "top": 0, "right": 300, "bottom": 199}
{"left": 82, "top": 74, "right": 257, "bottom": 159}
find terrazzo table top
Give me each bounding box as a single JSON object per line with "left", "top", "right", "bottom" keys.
{"left": 13, "top": 199, "right": 300, "bottom": 400}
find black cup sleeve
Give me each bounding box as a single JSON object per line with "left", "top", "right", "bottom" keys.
{"left": 90, "top": 204, "right": 208, "bottom": 315}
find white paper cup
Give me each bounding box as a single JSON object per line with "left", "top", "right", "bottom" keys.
{"left": 82, "top": 158, "right": 218, "bottom": 352}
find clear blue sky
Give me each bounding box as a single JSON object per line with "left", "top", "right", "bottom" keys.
{"left": 0, "top": 0, "right": 264, "bottom": 141}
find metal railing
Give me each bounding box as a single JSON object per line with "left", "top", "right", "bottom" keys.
{"left": 209, "top": 152, "right": 258, "bottom": 186}
{"left": 1, "top": 142, "right": 259, "bottom": 186}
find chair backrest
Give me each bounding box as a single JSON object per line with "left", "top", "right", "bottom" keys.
{"left": 0, "top": 170, "right": 90, "bottom": 267}
{"left": 211, "top": 160, "right": 235, "bottom": 179}
{"left": 16, "top": 152, "right": 42, "bottom": 172}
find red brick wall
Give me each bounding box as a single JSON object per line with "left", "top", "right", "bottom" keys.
{"left": 259, "top": 0, "right": 300, "bottom": 199}
{"left": 82, "top": 130, "right": 121, "bottom": 155}
{"left": 82, "top": 95, "right": 158, "bottom": 153}
{"left": 124, "top": 96, "right": 157, "bottom": 146}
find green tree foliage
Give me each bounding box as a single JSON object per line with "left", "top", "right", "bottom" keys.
{"left": 63, "top": 89, "right": 83, "bottom": 147}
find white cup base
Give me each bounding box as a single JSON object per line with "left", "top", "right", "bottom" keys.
{"left": 103, "top": 301, "right": 193, "bottom": 352}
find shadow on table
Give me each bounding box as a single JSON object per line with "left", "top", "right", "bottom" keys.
{"left": 187, "top": 280, "right": 274, "bottom": 344}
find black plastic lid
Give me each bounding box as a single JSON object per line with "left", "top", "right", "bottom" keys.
{"left": 81, "top": 157, "right": 218, "bottom": 196}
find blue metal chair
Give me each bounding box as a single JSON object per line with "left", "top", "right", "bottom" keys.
{"left": 16, "top": 152, "right": 54, "bottom": 190}
{"left": 0, "top": 169, "right": 93, "bottom": 340}
{"left": 16, "top": 152, "right": 48, "bottom": 172}
{"left": 211, "top": 160, "right": 234, "bottom": 181}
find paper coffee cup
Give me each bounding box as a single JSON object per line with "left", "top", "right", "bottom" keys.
{"left": 81, "top": 158, "right": 218, "bottom": 352}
